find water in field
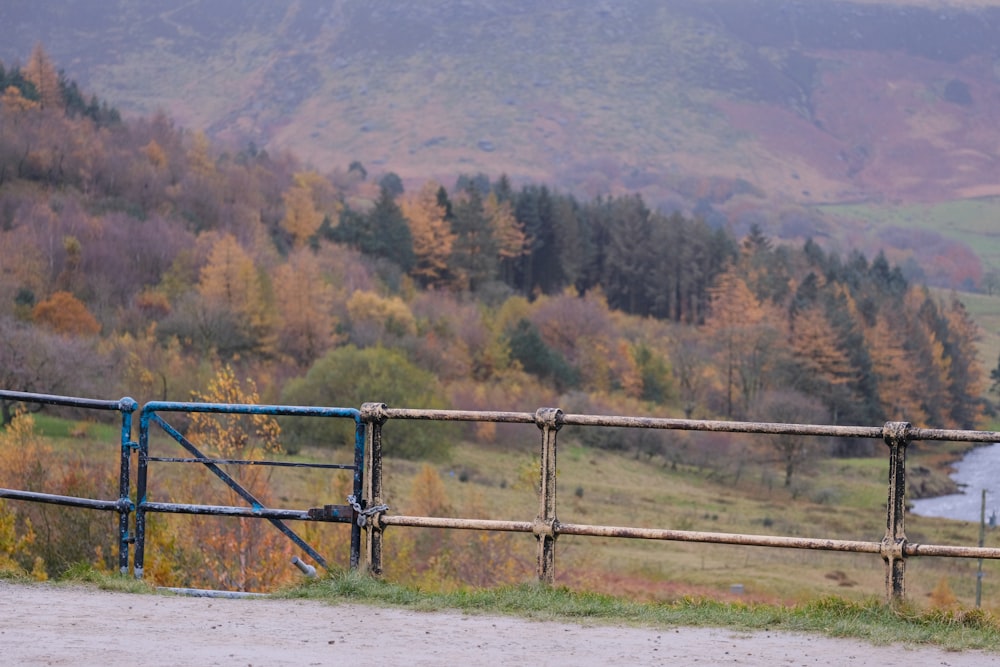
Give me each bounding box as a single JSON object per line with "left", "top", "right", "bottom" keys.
{"left": 910, "top": 443, "right": 1000, "bottom": 523}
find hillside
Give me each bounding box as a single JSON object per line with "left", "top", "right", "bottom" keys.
{"left": 1, "top": 1, "right": 998, "bottom": 208}
{"left": 4, "top": 1, "right": 1000, "bottom": 289}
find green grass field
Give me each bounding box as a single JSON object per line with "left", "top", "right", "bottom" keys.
{"left": 817, "top": 200, "right": 1000, "bottom": 266}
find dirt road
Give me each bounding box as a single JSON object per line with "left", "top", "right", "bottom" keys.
{"left": 0, "top": 581, "right": 991, "bottom": 666}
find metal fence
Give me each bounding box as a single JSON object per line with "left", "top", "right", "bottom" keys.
{"left": 0, "top": 390, "right": 136, "bottom": 574}
{"left": 359, "top": 403, "right": 1000, "bottom": 603}
{"left": 2, "top": 388, "right": 1000, "bottom": 603}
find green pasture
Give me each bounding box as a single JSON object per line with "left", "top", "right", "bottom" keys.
{"left": 816, "top": 199, "right": 1000, "bottom": 270}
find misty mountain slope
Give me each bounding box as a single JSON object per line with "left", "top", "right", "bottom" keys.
{"left": 2, "top": 0, "right": 1000, "bottom": 211}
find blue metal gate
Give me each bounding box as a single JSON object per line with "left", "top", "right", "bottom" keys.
{"left": 0, "top": 390, "right": 367, "bottom": 587}
{"left": 134, "top": 401, "right": 367, "bottom": 580}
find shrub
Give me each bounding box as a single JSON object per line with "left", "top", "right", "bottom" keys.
{"left": 281, "top": 345, "right": 456, "bottom": 460}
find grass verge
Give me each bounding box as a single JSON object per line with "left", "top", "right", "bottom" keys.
{"left": 4, "top": 565, "right": 998, "bottom": 652}
{"left": 274, "top": 569, "right": 1000, "bottom": 652}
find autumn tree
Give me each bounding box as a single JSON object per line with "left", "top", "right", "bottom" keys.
{"left": 530, "top": 291, "right": 623, "bottom": 393}
{"left": 941, "top": 295, "right": 985, "bottom": 429}
{"left": 668, "top": 326, "right": 713, "bottom": 418}
{"left": 272, "top": 248, "right": 337, "bottom": 366}
{"left": 401, "top": 180, "right": 456, "bottom": 288}
{"left": 785, "top": 304, "right": 854, "bottom": 422}
{"left": 902, "top": 289, "right": 953, "bottom": 427}
{"left": 31, "top": 291, "right": 101, "bottom": 336}
{"left": 22, "top": 44, "right": 61, "bottom": 111}
{"left": 0, "top": 408, "right": 114, "bottom": 577}
{"left": 864, "top": 313, "right": 927, "bottom": 424}
{"left": 0, "top": 316, "right": 111, "bottom": 424}
{"left": 704, "top": 266, "right": 782, "bottom": 418}
{"left": 193, "top": 233, "right": 276, "bottom": 358}
{"left": 484, "top": 191, "right": 527, "bottom": 286}
{"left": 181, "top": 365, "right": 291, "bottom": 592}
{"left": 344, "top": 290, "right": 417, "bottom": 347}
{"left": 110, "top": 325, "right": 197, "bottom": 404}
{"left": 279, "top": 181, "right": 323, "bottom": 248}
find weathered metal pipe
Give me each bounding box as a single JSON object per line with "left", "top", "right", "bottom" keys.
{"left": 380, "top": 515, "right": 534, "bottom": 532}
{"left": 141, "top": 501, "right": 342, "bottom": 521}
{"left": 557, "top": 523, "right": 884, "bottom": 553}
{"left": 291, "top": 556, "right": 317, "bottom": 577}
{"left": 0, "top": 487, "right": 123, "bottom": 512}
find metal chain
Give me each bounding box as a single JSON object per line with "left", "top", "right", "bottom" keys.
{"left": 347, "top": 494, "right": 389, "bottom": 527}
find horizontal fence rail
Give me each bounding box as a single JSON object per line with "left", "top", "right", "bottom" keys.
{"left": 359, "top": 404, "right": 1000, "bottom": 603}
{"left": 3, "top": 389, "right": 1000, "bottom": 602}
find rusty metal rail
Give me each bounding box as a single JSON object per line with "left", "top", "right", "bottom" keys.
{"left": 359, "top": 403, "right": 1000, "bottom": 604}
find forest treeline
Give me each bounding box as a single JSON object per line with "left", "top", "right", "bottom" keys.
{"left": 0, "top": 46, "right": 990, "bottom": 457}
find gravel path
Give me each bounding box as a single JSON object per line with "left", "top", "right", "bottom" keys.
{"left": 0, "top": 581, "right": 991, "bottom": 666}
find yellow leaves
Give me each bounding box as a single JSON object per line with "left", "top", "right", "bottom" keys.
{"left": 186, "top": 131, "right": 215, "bottom": 178}
{"left": 705, "top": 265, "right": 783, "bottom": 417}
{"left": 864, "top": 314, "right": 927, "bottom": 424}
{"left": 789, "top": 305, "right": 853, "bottom": 386}
{"left": 0, "top": 410, "right": 49, "bottom": 578}
{"left": 280, "top": 183, "right": 323, "bottom": 248}
{"left": 386, "top": 466, "right": 530, "bottom": 590}
{"left": 346, "top": 290, "right": 417, "bottom": 339}
{"left": 484, "top": 191, "right": 526, "bottom": 260}
{"left": 23, "top": 43, "right": 62, "bottom": 110}
{"left": 408, "top": 464, "right": 451, "bottom": 517}
{"left": 0, "top": 410, "right": 51, "bottom": 489}
{"left": 273, "top": 249, "right": 337, "bottom": 365}
{"left": 401, "top": 180, "right": 456, "bottom": 288}
{"left": 707, "top": 266, "right": 767, "bottom": 330}
{"left": 618, "top": 340, "right": 645, "bottom": 400}
{"left": 198, "top": 233, "right": 258, "bottom": 307}
{"left": 0, "top": 85, "right": 39, "bottom": 113}
{"left": 143, "top": 139, "right": 168, "bottom": 169}
{"left": 197, "top": 233, "right": 277, "bottom": 355}
{"left": 189, "top": 364, "right": 282, "bottom": 460}
{"left": 0, "top": 500, "right": 37, "bottom": 576}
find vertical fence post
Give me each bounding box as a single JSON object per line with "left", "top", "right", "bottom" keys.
{"left": 534, "top": 407, "right": 563, "bottom": 584}
{"left": 133, "top": 406, "right": 151, "bottom": 579}
{"left": 881, "top": 421, "right": 911, "bottom": 604}
{"left": 361, "top": 402, "right": 388, "bottom": 575}
{"left": 116, "top": 397, "right": 138, "bottom": 575}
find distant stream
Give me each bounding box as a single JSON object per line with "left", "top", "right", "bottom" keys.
{"left": 910, "top": 443, "right": 1000, "bottom": 523}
